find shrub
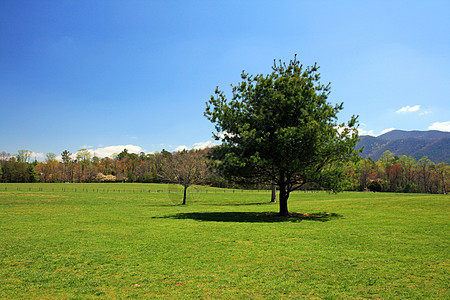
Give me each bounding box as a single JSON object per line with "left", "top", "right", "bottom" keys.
{"left": 367, "top": 180, "right": 382, "bottom": 192}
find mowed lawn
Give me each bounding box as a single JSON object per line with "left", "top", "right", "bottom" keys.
{"left": 0, "top": 183, "right": 448, "bottom": 299}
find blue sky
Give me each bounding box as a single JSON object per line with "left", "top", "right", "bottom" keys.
{"left": 1, "top": 1, "right": 449, "bottom": 159}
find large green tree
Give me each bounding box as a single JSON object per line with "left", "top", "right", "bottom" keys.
{"left": 205, "top": 56, "right": 360, "bottom": 215}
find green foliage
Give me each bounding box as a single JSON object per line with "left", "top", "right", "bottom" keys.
{"left": 16, "top": 149, "right": 32, "bottom": 163}
{"left": 367, "top": 180, "right": 382, "bottom": 192}
{"left": 205, "top": 55, "right": 360, "bottom": 214}
{"left": 140, "top": 172, "right": 159, "bottom": 183}
{"left": 0, "top": 160, "right": 37, "bottom": 183}
{"left": 45, "top": 152, "right": 57, "bottom": 162}
{"left": 378, "top": 150, "right": 395, "bottom": 170}
{"left": 27, "top": 163, "right": 39, "bottom": 182}
{"left": 75, "top": 149, "right": 92, "bottom": 163}
{"left": 61, "top": 150, "right": 72, "bottom": 164}
{"left": 401, "top": 183, "right": 417, "bottom": 193}
{"left": 117, "top": 149, "right": 139, "bottom": 161}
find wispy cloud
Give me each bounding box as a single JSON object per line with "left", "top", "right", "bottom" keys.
{"left": 428, "top": 121, "right": 450, "bottom": 132}
{"left": 396, "top": 105, "right": 420, "bottom": 113}
{"left": 419, "top": 109, "right": 432, "bottom": 116}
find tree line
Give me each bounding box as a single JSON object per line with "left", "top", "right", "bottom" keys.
{"left": 0, "top": 149, "right": 448, "bottom": 194}
{"left": 0, "top": 148, "right": 220, "bottom": 185}
{"left": 348, "top": 150, "right": 448, "bottom": 194}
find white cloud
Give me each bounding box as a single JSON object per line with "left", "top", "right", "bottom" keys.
{"left": 396, "top": 105, "right": 420, "bottom": 113}
{"left": 172, "top": 141, "right": 217, "bottom": 152}
{"left": 428, "top": 121, "right": 450, "bottom": 132}
{"left": 175, "top": 145, "right": 188, "bottom": 151}
{"left": 353, "top": 123, "right": 374, "bottom": 136}
{"left": 193, "top": 141, "right": 216, "bottom": 150}
{"left": 31, "top": 152, "right": 45, "bottom": 159}
{"left": 89, "top": 145, "right": 144, "bottom": 158}
{"left": 52, "top": 145, "right": 145, "bottom": 161}
{"left": 334, "top": 125, "right": 358, "bottom": 137}
{"left": 358, "top": 129, "right": 375, "bottom": 136}
{"left": 55, "top": 153, "right": 77, "bottom": 161}
{"left": 380, "top": 128, "right": 395, "bottom": 135}
{"left": 217, "top": 131, "right": 236, "bottom": 139}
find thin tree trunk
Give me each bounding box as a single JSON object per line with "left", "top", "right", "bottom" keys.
{"left": 441, "top": 174, "right": 447, "bottom": 194}
{"left": 271, "top": 184, "right": 277, "bottom": 203}
{"left": 182, "top": 185, "right": 187, "bottom": 205}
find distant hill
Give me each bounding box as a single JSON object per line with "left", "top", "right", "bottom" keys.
{"left": 356, "top": 130, "right": 450, "bottom": 163}
{"left": 377, "top": 130, "right": 450, "bottom": 141}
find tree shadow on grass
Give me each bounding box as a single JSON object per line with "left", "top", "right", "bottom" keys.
{"left": 160, "top": 212, "right": 342, "bottom": 223}
{"left": 213, "top": 202, "right": 271, "bottom": 206}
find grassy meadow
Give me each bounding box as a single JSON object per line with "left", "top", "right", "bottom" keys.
{"left": 0, "top": 183, "right": 448, "bottom": 299}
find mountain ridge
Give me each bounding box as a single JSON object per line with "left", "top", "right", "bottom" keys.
{"left": 377, "top": 130, "right": 449, "bottom": 141}
{"left": 356, "top": 130, "right": 450, "bottom": 163}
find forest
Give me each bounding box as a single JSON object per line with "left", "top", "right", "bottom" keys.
{"left": 0, "top": 148, "right": 448, "bottom": 194}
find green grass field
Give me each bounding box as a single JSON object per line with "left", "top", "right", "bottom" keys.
{"left": 0, "top": 183, "right": 448, "bottom": 299}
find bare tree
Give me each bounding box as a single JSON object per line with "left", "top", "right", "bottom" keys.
{"left": 0, "top": 151, "right": 11, "bottom": 161}
{"left": 159, "top": 149, "right": 209, "bottom": 205}
{"left": 16, "top": 150, "right": 32, "bottom": 163}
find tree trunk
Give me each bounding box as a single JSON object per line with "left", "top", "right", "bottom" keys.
{"left": 182, "top": 185, "right": 187, "bottom": 205}
{"left": 441, "top": 174, "right": 447, "bottom": 194}
{"left": 278, "top": 183, "right": 289, "bottom": 216}
{"left": 271, "top": 184, "right": 277, "bottom": 203}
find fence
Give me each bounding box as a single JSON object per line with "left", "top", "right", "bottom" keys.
{"left": 0, "top": 184, "right": 322, "bottom": 194}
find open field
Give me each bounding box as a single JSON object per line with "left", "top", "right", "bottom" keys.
{"left": 0, "top": 183, "right": 448, "bottom": 299}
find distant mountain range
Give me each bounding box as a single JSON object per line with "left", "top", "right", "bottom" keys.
{"left": 356, "top": 130, "right": 450, "bottom": 164}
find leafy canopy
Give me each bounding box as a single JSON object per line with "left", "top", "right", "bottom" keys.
{"left": 205, "top": 56, "right": 360, "bottom": 215}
